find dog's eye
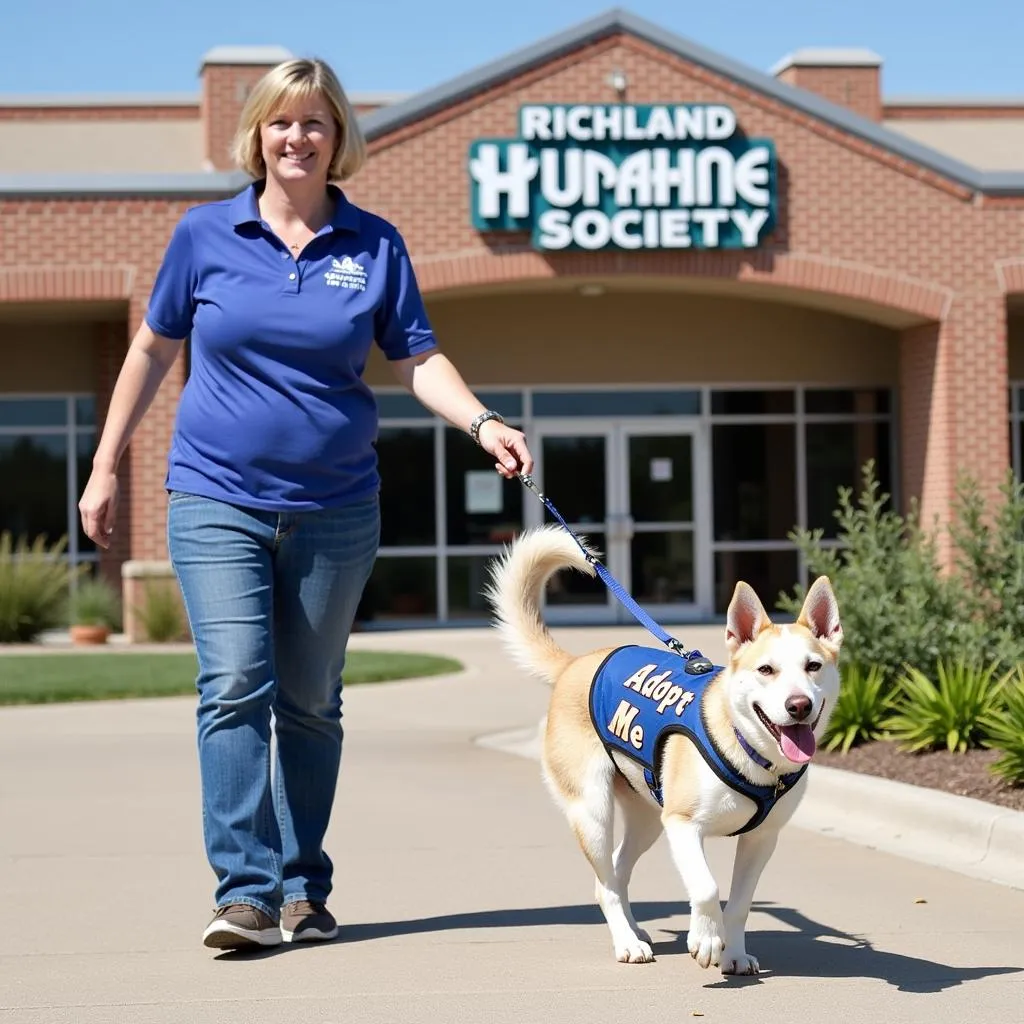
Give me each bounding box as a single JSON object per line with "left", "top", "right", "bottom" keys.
{"left": 757, "top": 664, "right": 774, "bottom": 676}
{"left": 806, "top": 660, "right": 822, "bottom": 673}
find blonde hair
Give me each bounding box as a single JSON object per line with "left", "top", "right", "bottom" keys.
{"left": 231, "top": 58, "right": 367, "bottom": 181}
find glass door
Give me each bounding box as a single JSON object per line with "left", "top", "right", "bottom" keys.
{"left": 529, "top": 421, "right": 618, "bottom": 622}
{"left": 528, "top": 418, "right": 710, "bottom": 623}
{"left": 618, "top": 421, "right": 709, "bottom": 622}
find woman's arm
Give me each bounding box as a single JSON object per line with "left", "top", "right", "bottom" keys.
{"left": 79, "top": 323, "right": 184, "bottom": 547}
{"left": 390, "top": 349, "right": 534, "bottom": 478}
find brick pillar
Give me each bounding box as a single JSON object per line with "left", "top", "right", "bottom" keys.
{"left": 94, "top": 319, "right": 132, "bottom": 589}
{"left": 199, "top": 45, "right": 293, "bottom": 171}
{"left": 953, "top": 292, "right": 1010, "bottom": 501}
{"left": 125, "top": 298, "right": 185, "bottom": 562}
{"left": 899, "top": 296, "right": 1008, "bottom": 563}
{"left": 772, "top": 49, "right": 883, "bottom": 122}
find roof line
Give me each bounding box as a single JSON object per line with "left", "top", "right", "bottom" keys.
{"left": 0, "top": 171, "right": 252, "bottom": 198}
{"left": 359, "top": 5, "right": 1024, "bottom": 195}
{"left": 0, "top": 92, "right": 200, "bottom": 107}
{"left": 885, "top": 95, "right": 1024, "bottom": 107}
{"left": 1, "top": 8, "right": 1023, "bottom": 196}
{"left": 0, "top": 90, "right": 410, "bottom": 109}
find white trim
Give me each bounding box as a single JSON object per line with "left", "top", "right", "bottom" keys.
{"left": 770, "top": 48, "right": 882, "bottom": 75}
{"left": 199, "top": 45, "right": 293, "bottom": 67}
{"left": 886, "top": 95, "right": 1024, "bottom": 108}
{"left": 0, "top": 92, "right": 199, "bottom": 107}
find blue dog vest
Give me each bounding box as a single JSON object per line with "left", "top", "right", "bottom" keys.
{"left": 588, "top": 645, "right": 807, "bottom": 835}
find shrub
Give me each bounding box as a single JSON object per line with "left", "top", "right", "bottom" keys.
{"left": 134, "top": 580, "right": 187, "bottom": 643}
{"left": 982, "top": 667, "right": 1024, "bottom": 787}
{"left": 67, "top": 575, "right": 122, "bottom": 630}
{"left": 0, "top": 531, "right": 84, "bottom": 644}
{"left": 884, "top": 658, "right": 1008, "bottom": 754}
{"left": 822, "top": 662, "right": 896, "bottom": 754}
{"left": 779, "top": 461, "right": 968, "bottom": 687}
{"left": 947, "top": 470, "right": 1024, "bottom": 671}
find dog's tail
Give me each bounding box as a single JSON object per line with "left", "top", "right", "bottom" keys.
{"left": 484, "top": 524, "right": 599, "bottom": 684}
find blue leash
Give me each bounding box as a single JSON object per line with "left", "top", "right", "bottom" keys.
{"left": 517, "top": 472, "right": 713, "bottom": 670}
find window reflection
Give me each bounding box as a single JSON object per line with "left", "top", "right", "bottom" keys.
{"left": 0, "top": 434, "right": 69, "bottom": 543}
{"left": 445, "top": 429, "right": 524, "bottom": 545}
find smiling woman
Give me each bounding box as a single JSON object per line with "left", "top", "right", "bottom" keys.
{"left": 229, "top": 58, "right": 364, "bottom": 256}
{"left": 75, "top": 53, "right": 533, "bottom": 953}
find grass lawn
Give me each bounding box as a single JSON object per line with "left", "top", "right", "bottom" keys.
{"left": 0, "top": 650, "right": 463, "bottom": 706}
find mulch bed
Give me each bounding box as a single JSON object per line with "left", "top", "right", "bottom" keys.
{"left": 813, "top": 740, "right": 1024, "bottom": 813}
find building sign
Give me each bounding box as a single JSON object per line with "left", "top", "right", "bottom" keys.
{"left": 468, "top": 104, "right": 776, "bottom": 251}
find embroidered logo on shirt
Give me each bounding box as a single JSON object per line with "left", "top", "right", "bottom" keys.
{"left": 324, "top": 256, "right": 367, "bottom": 291}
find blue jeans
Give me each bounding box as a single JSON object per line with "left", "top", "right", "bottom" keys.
{"left": 167, "top": 490, "right": 380, "bottom": 919}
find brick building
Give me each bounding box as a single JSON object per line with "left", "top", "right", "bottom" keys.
{"left": 2, "top": 9, "right": 1023, "bottom": 636}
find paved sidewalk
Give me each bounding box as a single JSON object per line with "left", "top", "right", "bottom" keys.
{"left": 2, "top": 623, "right": 1023, "bottom": 1022}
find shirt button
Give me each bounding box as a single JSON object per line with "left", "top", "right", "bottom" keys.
{"left": 288, "top": 272, "right": 296, "bottom": 280}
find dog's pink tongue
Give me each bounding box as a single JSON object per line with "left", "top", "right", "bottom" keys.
{"left": 779, "top": 724, "right": 816, "bottom": 763}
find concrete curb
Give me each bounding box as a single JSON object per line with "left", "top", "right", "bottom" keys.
{"left": 475, "top": 720, "right": 1024, "bottom": 892}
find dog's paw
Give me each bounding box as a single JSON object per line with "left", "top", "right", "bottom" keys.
{"left": 615, "top": 938, "right": 655, "bottom": 964}
{"left": 721, "top": 948, "right": 760, "bottom": 975}
{"left": 687, "top": 914, "right": 724, "bottom": 969}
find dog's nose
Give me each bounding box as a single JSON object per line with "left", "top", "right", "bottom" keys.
{"left": 785, "top": 695, "right": 813, "bottom": 721}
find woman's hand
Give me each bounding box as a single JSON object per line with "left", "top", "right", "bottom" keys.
{"left": 476, "top": 419, "right": 535, "bottom": 479}
{"left": 78, "top": 467, "right": 119, "bottom": 550}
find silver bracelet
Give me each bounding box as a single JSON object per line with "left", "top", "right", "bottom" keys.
{"left": 469, "top": 409, "right": 504, "bottom": 445}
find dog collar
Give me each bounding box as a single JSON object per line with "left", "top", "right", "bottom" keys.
{"left": 734, "top": 727, "right": 776, "bottom": 772}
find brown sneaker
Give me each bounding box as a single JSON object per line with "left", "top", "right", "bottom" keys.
{"left": 202, "top": 904, "right": 282, "bottom": 949}
{"left": 281, "top": 899, "right": 338, "bottom": 942}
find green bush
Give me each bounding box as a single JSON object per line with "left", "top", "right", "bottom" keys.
{"left": 983, "top": 668, "right": 1024, "bottom": 787}
{"left": 778, "top": 461, "right": 969, "bottom": 688}
{"left": 822, "top": 662, "right": 896, "bottom": 754}
{"left": 948, "top": 471, "right": 1024, "bottom": 670}
{"left": 0, "top": 531, "right": 85, "bottom": 644}
{"left": 67, "top": 575, "right": 122, "bottom": 630}
{"left": 134, "top": 580, "right": 187, "bottom": 643}
{"left": 884, "top": 658, "right": 1008, "bottom": 754}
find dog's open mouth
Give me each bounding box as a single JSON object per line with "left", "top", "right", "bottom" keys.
{"left": 754, "top": 703, "right": 824, "bottom": 765}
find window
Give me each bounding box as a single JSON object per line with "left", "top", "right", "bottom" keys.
{"left": 1010, "top": 385, "right": 1024, "bottom": 483}
{"left": 532, "top": 389, "right": 700, "bottom": 417}
{"left": 709, "top": 387, "right": 894, "bottom": 613}
{"left": 0, "top": 395, "right": 97, "bottom": 570}
{"left": 368, "top": 387, "right": 525, "bottom": 623}
{"left": 444, "top": 427, "right": 523, "bottom": 546}
{"left": 376, "top": 426, "right": 436, "bottom": 546}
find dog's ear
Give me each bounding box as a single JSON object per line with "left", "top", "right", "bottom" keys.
{"left": 798, "top": 576, "right": 843, "bottom": 651}
{"left": 726, "top": 581, "right": 772, "bottom": 656}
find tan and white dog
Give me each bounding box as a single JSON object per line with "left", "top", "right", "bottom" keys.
{"left": 484, "top": 524, "right": 843, "bottom": 975}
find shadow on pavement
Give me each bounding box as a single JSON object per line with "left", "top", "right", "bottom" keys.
{"left": 333, "top": 899, "right": 1023, "bottom": 992}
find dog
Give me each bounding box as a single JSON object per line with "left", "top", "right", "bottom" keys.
{"left": 484, "top": 524, "right": 843, "bottom": 974}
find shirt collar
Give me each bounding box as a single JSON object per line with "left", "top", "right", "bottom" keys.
{"left": 229, "top": 181, "right": 360, "bottom": 234}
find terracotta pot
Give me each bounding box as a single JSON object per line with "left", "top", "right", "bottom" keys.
{"left": 70, "top": 624, "right": 111, "bottom": 646}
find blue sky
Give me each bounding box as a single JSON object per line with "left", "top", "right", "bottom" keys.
{"left": 3, "top": 0, "right": 1022, "bottom": 99}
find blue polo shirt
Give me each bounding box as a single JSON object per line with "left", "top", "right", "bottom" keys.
{"left": 145, "top": 182, "right": 437, "bottom": 511}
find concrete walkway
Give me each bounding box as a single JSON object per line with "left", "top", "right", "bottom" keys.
{"left": 2, "top": 623, "right": 1023, "bottom": 1022}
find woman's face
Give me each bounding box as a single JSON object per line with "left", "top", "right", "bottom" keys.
{"left": 260, "top": 91, "right": 338, "bottom": 185}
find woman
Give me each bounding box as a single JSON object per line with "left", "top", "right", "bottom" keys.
{"left": 78, "top": 56, "right": 533, "bottom": 951}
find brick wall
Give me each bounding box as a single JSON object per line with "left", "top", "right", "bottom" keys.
{"left": 1, "top": 197, "right": 193, "bottom": 569}
{"left": 201, "top": 64, "right": 277, "bottom": 170}
{"left": 340, "top": 33, "right": 1018, "bottom": 530}
{"left": 2, "top": 30, "right": 1022, "bottom": 581}
{"left": 775, "top": 65, "right": 882, "bottom": 122}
